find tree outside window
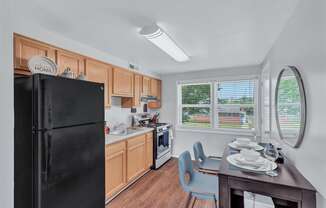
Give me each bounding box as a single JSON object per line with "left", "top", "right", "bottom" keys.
{"left": 180, "top": 83, "right": 211, "bottom": 128}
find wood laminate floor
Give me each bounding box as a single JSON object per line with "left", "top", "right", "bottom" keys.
{"left": 107, "top": 158, "right": 216, "bottom": 208}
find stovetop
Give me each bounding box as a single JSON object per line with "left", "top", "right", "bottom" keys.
{"left": 146, "top": 122, "right": 169, "bottom": 128}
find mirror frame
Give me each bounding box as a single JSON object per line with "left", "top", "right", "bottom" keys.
{"left": 275, "top": 66, "right": 306, "bottom": 148}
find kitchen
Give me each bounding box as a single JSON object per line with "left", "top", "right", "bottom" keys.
{"left": 1, "top": 0, "right": 326, "bottom": 208}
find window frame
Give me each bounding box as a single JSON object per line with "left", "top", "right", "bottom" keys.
{"left": 177, "top": 82, "right": 213, "bottom": 128}
{"left": 177, "top": 75, "right": 260, "bottom": 134}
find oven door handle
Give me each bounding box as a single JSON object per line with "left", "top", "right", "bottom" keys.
{"left": 157, "top": 132, "right": 164, "bottom": 137}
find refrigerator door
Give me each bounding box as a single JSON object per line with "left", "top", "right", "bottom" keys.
{"left": 33, "top": 74, "right": 104, "bottom": 130}
{"left": 38, "top": 123, "right": 105, "bottom": 208}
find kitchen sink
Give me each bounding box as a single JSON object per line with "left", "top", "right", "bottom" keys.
{"left": 110, "top": 127, "right": 145, "bottom": 136}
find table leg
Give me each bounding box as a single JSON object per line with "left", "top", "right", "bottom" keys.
{"left": 219, "top": 175, "right": 230, "bottom": 208}
{"left": 302, "top": 190, "right": 316, "bottom": 208}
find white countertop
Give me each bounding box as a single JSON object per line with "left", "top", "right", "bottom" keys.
{"left": 105, "top": 127, "right": 154, "bottom": 145}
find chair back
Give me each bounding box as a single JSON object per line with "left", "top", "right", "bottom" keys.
{"left": 193, "top": 142, "right": 207, "bottom": 163}
{"left": 178, "top": 151, "right": 194, "bottom": 192}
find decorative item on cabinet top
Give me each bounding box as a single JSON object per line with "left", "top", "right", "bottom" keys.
{"left": 27, "top": 55, "right": 57, "bottom": 75}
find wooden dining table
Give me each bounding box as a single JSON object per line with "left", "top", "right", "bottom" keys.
{"left": 218, "top": 147, "right": 316, "bottom": 208}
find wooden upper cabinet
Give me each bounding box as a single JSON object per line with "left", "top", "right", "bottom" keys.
{"left": 106, "top": 141, "right": 126, "bottom": 199}
{"left": 121, "top": 74, "right": 142, "bottom": 108}
{"left": 14, "top": 35, "right": 56, "bottom": 75}
{"left": 56, "top": 50, "right": 85, "bottom": 76}
{"left": 134, "top": 74, "right": 142, "bottom": 106}
{"left": 150, "top": 79, "right": 159, "bottom": 97}
{"left": 157, "top": 80, "right": 162, "bottom": 101}
{"left": 112, "top": 67, "right": 134, "bottom": 97}
{"left": 142, "top": 76, "right": 151, "bottom": 96}
{"left": 85, "top": 59, "right": 112, "bottom": 107}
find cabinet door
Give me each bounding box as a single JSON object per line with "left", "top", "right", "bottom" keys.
{"left": 106, "top": 141, "right": 126, "bottom": 199}
{"left": 14, "top": 35, "right": 56, "bottom": 74}
{"left": 127, "top": 135, "right": 146, "bottom": 182}
{"left": 85, "top": 59, "right": 112, "bottom": 107}
{"left": 133, "top": 74, "right": 142, "bottom": 106}
{"left": 56, "top": 50, "right": 85, "bottom": 76}
{"left": 157, "top": 80, "right": 162, "bottom": 101}
{"left": 150, "top": 79, "right": 158, "bottom": 97}
{"left": 145, "top": 132, "right": 153, "bottom": 169}
{"left": 112, "top": 67, "right": 134, "bottom": 97}
{"left": 121, "top": 74, "right": 142, "bottom": 108}
{"left": 142, "top": 76, "right": 151, "bottom": 96}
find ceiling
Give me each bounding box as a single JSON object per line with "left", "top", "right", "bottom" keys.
{"left": 15, "top": 0, "right": 298, "bottom": 74}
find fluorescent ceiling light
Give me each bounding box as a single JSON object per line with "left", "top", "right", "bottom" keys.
{"left": 140, "top": 24, "right": 190, "bottom": 62}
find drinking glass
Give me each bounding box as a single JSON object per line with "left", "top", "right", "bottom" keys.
{"left": 263, "top": 143, "right": 279, "bottom": 176}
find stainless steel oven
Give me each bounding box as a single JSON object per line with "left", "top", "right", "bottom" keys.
{"left": 153, "top": 124, "right": 172, "bottom": 169}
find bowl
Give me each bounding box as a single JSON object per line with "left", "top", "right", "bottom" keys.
{"left": 240, "top": 149, "right": 260, "bottom": 162}
{"left": 236, "top": 138, "right": 251, "bottom": 146}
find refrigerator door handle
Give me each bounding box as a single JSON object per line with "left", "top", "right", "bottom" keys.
{"left": 42, "top": 132, "right": 52, "bottom": 181}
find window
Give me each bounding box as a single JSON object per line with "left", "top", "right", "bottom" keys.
{"left": 216, "top": 80, "right": 256, "bottom": 129}
{"left": 178, "top": 78, "right": 258, "bottom": 132}
{"left": 179, "top": 83, "right": 212, "bottom": 128}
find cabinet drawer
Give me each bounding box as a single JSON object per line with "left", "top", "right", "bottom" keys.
{"left": 106, "top": 141, "right": 126, "bottom": 158}
{"left": 127, "top": 135, "right": 146, "bottom": 148}
{"left": 146, "top": 132, "right": 153, "bottom": 139}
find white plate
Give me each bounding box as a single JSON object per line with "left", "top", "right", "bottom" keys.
{"left": 228, "top": 141, "right": 264, "bottom": 151}
{"left": 28, "top": 56, "right": 57, "bottom": 75}
{"left": 227, "top": 154, "right": 277, "bottom": 172}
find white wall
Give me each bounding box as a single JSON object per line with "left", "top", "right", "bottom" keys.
{"left": 0, "top": 10, "right": 159, "bottom": 208}
{"left": 160, "top": 65, "right": 262, "bottom": 157}
{"left": 265, "top": 0, "right": 326, "bottom": 207}
{"left": 0, "top": 0, "right": 14, "bottom": 207}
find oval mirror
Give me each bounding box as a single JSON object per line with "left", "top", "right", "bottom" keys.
{"left": 275, "top": 66, "right": 306, "bottom": 148}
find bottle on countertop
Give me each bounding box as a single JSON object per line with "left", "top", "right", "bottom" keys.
{"left": 104, "top": 122, "right": 110, "bottom": 135}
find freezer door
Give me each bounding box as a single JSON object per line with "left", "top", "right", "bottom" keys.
{"left": 33, "top": 74, "right": 104, "bottom": 130}
{"left": 39, "top": 123, "right": 105, "bottom": 208}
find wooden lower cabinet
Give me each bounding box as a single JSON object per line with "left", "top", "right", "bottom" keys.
{"left": 105, "top": 131, "right": 153, "bottom": 200}
{"left": 127, "top": 135, "right": 146, "bottom": 182}
{"left": 105, "top": 141, "right": 126, "bottom": 199}
{"left": 145, "top": 133, "right": 153, "bottom": 169}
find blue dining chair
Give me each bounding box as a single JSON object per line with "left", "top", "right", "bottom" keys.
{"left": 178, "top": 151, "right": 218, "bottom": 208}
{"left": 193, "top": 142, "right": 221, "bottom": 174}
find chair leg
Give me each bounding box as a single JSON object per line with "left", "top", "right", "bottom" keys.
{"left": 213, "top": 199, "right": 218, "bottom": 208}
{"left": 191, "top": 197, "right": 197, "bottom": 208}
{"left": 185, "top": 193, "right": 192, "bottom": 208}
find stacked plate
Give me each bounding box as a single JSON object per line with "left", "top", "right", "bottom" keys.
{"left": 228, "top": 138, "right": 264, "bottom": 151}
{"left": 227, "top": 153, "right": 277, "bottom": 172}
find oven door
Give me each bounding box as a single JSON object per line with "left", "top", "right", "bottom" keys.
{"left": 156, "top": 130, "right": 170, "bottom": 159}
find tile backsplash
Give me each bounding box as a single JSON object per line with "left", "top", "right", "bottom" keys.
{"left": 104, "top": 97, "right": 158, "bottom": 127}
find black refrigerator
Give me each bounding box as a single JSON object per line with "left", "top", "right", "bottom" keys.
{"left": 14, "top": 74, "right": 105, "bottom": 208}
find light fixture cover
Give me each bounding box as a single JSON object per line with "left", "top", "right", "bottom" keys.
{"left": 140, "top": 24, "right": 189, "bottom": 62}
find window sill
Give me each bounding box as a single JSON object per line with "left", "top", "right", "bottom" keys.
{"left": 175, "top": 126, "right": 255, "bottom": 136}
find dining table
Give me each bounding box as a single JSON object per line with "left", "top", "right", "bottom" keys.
{"left": 218, "top": 146, "right": 316, "bottom": 208}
